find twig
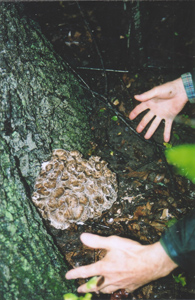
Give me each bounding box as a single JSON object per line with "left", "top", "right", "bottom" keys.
{"left": 127, "top": 22, "right": 131, "bottom": 49}
{"left": 77, "top": 66, "right": 129, "bottom": 73}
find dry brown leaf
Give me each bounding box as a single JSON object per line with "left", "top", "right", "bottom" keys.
{"left": 125, "top": 167, "right": 150, "bottom": 180}
{"left": 160, "top": 208, "right": 169, "bottom": 219}
{"left": 150, "top": 221, "right": 166, "bottom": 232}
{"left": 74, "top": 31, "right": 81, "bottom": 38}
{"left": 118, "top": 101, "right": 127, "bottom": 115}
{"left": 131, "top": 223, "right": 140, "bottom": 230}
{"left": 139, "top": 235, "right": 150, "bottom": 242}
{"left": 122, "top": 73, "right": 135, "bottom": 87}
{"left": 141, "top": 284, "right": 153, "bottom": 299}
{"left": 133, "top": 205, "right": 148, "bottom": 219}
{"left": 146, "top": 201, "right": 152, "bottom": 211}
{"left": 154, "top": 173, "right": 165, "bottom": 183}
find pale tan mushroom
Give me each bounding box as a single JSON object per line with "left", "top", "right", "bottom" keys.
{"left": 32, "top": 149, "right": 118, "bottom": 230}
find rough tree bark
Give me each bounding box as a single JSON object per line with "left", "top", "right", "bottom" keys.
{"left": 0, "top": 3, "right": 93, "bottom": 299}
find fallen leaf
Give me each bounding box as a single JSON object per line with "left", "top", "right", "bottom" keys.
{"left": 118, "top": 101, "right": 127, "bottom": 115}
{"left": 141, "top": 284, "right": 153, "bottom": 299}
{"left": 160, "top": 208, "right": 173, "bottom": 220}
{"left": 74, "top": 31, "right": 82, "bottom": 38}
{"left": 154, "top": 173, "right": 165, "bottom": 183}
{"left": 146, "top": 201, "right": 152, "bottom": 211}
{"left": 125, "top": 167, "right": 150, "bottom": 180}
{"left": 113, "top": 99, "right": 120, "bottom": 106}
{"left": 150, "top": 221, "right": 166, "bottom": 232}
{"left": 133, "top": 205, "right": 148, "bottom": 220}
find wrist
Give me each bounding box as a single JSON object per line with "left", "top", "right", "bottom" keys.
{"left": 148, "top": 241, "right": 178, "bottom": 279}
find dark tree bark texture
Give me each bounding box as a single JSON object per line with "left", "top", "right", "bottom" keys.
{"left": 0, "top": 3, "right": 93, "bottom": 299}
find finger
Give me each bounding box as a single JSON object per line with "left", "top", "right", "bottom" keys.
{"left": 129, "top": 103, "right": 149, "bottom": 120}
{"left": 78, "top": 283, "right": 94, "bottom": 294}
{"left": 164, "top": 120, "right": 173, "bottom": 142}
{"left": 80, "top": 233, "right": 113, "bottom": 250}
{"left": 136, "top": 110, "right": 155, "bottom": 133}
{"left": 134, "top": 86, "right": 158, "bottom": 102}
{"left": 78, "top": 278, "right": 119, "bottom": 294}
{"left": 135, "top": 81, "right": 173, "bottom": 102}
{"left": 66, "top": 260, "right": 102, "bottom": 280}
{"left": 99, "top": 284, "right": 121, "bottom": 294}
{"left": 144, "top": 116, "right": 162, "bottom": 139}
{"left": 77, "top": 276, "right": 105, "bottom": 293}
{"left": 81, "top": 234, "right": 140, "bottom": 251}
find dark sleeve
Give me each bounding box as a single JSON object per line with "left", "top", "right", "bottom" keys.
{"left": 160, "top": 209, "right": 195, "bottom": 274}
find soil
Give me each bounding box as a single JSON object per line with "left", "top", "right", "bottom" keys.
{"left": 23, "top": 2, "right": 195, "bottom": 299}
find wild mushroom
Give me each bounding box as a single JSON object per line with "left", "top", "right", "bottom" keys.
{"left": 32, "top": 149, "right": 118, "bottom": 230}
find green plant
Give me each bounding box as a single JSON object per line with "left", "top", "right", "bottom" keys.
{"left": 86, "top": 276, "right": 99, "bottom": 290}
{"left": 63, "top": 277, "right": 99, "bottom": 300}
{"left": 163, "top": 142, "right": 172, "bottom": 149}
{"left": 63, "top": 293, "right": 92, "bottom": 300}
{"left": 172, "top": 273, "right": 186, "bottom": 287}
{"left": 99, "top": 108, "right": 106, "bottom": 113}
{"left": 165, "top": 144, "right": 195, "bottom": 183}
{"left": 165, "top": 217, "right": 178, "bottom": 228}
{"left": 111, "top": 116, "right": 118, "bottom": 121}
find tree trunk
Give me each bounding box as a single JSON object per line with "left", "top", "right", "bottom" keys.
{"left": 0, "top": 3, "right": 93, "bottom": 299}
{"left": 130, "top": 1, "right": 144, "bottom": 67}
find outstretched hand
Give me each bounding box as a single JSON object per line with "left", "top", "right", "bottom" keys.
{"left": 65, "top": 233, "right": 177, "bottom": 294}
{"left": 129, "top": 77, "right": 188, "bottom": 142}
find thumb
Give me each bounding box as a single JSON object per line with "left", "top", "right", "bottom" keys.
{"left": 80, "top": 233, "right": 111, "bottom": 250}
{"left": 135, "top": 87, "right": 158, "bottom": 101}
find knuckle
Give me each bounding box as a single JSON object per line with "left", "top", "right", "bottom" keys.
{"left": 97, "top": 260, "right": 106, "bottom": 272}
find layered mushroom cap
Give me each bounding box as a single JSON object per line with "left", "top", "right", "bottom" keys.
{"left": 32, "top": 149, "right": 118, "bottom": 229}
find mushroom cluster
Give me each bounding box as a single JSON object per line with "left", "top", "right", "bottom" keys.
{"left": 32, "top": 149, "right": 118, "bottom": 230}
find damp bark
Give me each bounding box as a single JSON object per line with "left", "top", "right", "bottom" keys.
{"left": 0, "top": 3, "right": 93, "bottom": 299}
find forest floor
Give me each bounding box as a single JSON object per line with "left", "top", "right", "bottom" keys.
{"left": 24, "top": 2, "right": 195, "bottom": 299}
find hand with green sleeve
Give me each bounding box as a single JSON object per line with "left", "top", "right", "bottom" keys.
{"left": 66, "top": 233, "right": 177, "bottom": 294}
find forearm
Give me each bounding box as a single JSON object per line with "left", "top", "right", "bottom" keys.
{"left": 160, "top": 209, "right": 195, "bottom": 274}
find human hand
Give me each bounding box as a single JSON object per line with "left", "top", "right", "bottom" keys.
{"left": 65, "top": 233, "right": 177, "bottom": 294}
{"left": 129, "top": 78, "right": 188, "bottom": 142}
